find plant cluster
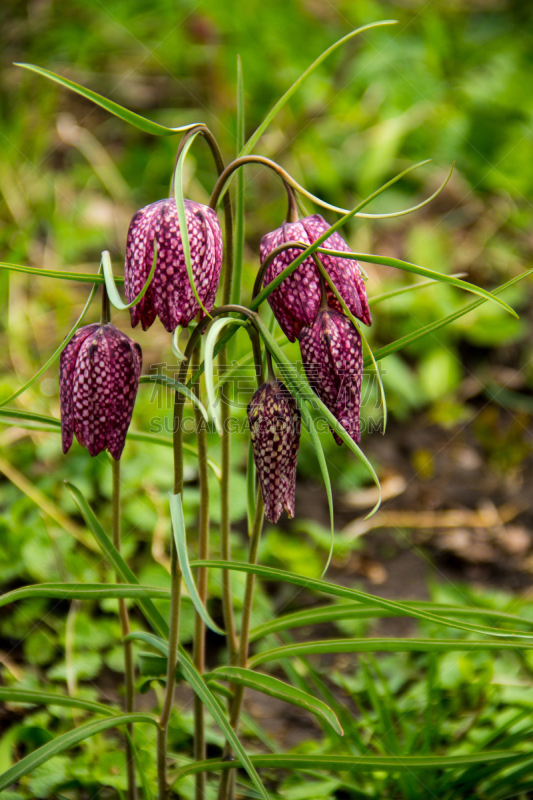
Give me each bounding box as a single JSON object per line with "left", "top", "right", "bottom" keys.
{"left": 1, "top": 20, "right": 533, "bottom": 800}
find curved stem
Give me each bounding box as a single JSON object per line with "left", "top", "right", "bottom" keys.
{"left": 284, "top": 181, "right": 299, "bottom": 223}
{"left": 209, "top": 155, "right": 297, "bottom": 211}
{"left": 101, "top": 284, "right": 111, "bottom": 325}
{"left": 112, "top": 458, "right": 137, "bottom": 800}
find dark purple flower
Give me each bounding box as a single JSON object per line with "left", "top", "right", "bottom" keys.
{"left": 60, "top": 324, "right": 142, "bottom": 460}
{"left": 125, "top": 198, "right": 223, "bottom": 332}
{"left": 260, "top": 214, "right": 371, "bottom": 342}
{"left": 247, "top": 380, "right": 301, "bottom": 523}
{"left": 299, "top": 309, "right": 363, "bottom": 446}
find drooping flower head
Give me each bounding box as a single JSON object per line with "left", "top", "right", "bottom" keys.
{"left": 299, "top": 309, "right": 363, "bottom": 445}
{"left": 125, "top": 198, "right": 223, "bottom": 332}
{"left": 60, "top": 323, "right": 142, "bottom": 460}
{"left": 247, "top": 380, "right": 301, "bottom": 523}
{"left": 260, "top": 214, "right": 371, "bottom": 342}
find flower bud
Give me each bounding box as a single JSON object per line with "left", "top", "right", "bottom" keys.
{"left": 247, "top": 381, "right": 301, "bottom": 523}
{"left": 125, "top": 198, "right": 222, "bottom": 332}
{"left": 60, "top": 323, "right": 142, "bottom": 460}
{"left": 260, "top": 214, "right": 371, "bottom": 342}
{"left": 299, "top": 309, "right": 363, "bottom": 445}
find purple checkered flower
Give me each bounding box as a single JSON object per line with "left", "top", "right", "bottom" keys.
{"left": 125, "top": 198, "right": 223, "bottom": 332}
{"left": 60, "top": 323, "right": 142, "bottom": 460}
{"left": 247, "top": 380, "right": 301, "bottom": 523}
{"left": 260, "top": 214, "right": 371, "bottom": 342}
{"left": 299, "top": 309, "right": 363, "bottom": 445}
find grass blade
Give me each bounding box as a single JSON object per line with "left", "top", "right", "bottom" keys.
{"left": 0, "top": 262, "right": 111, "bottom": 284}
{"left": 204, "top": 317, "right": 248, "bottom": 433}
{"left": 0, "top": 713, "right": 158, "bottom": 792}
{"left": 248, "top": 638, "right": 533, "bottom": 668}
{"left": 191, "top": 561, "right": 533, "bottom": 640}
{"left": 169, "top": 492, "right": 224, "bottom": 635}
{"left": 102, "top": 245, "right": 157, "bottom": 310}
{"left": 173, "top": 131, "right": 210, "bottom": 316}
{"left": 207, "top": 666, "right": 343, "bottom": 735}
{"left": 240, "top": 21, "right": 397, "bottom": 156}
{"left": 0, "top": 688, "right": 118, "bottom": 717}
{"left": 368, "top": 268, "right": 533, "bottom": 366}
{"left": 0, "top": 583, "right": 170, "bottom": 608}
{"left": 15, "top": 63, "right": 203, "bottom": 136}
{"left": 175, "top": 751, "right": 523, "bottom": 780}
{"left": 231, "top": 54, "right": 245, "bottom": 308}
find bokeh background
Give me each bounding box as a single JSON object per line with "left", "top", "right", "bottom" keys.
{"left": 1, "top": 1, "right": 533, "bottom": 796}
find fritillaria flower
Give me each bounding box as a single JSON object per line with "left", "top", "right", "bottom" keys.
{"left": 299, "top": 309, "right": 363, "bottom": 445}
{"left": 60, "top": 323, "right": 142, "bottom": 460}
{"left": 260, "top": 214, "right": 371, "bottom": 342}
{"left": 247, "top": 380, "right": 301, "bottom": 523}
{"left": 125, "top": 198, "right": 223, "bottom": 332}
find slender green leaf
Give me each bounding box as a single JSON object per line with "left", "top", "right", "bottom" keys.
{"left": 0, "top": 276, "right": 98, "bottom": 408}
{"left": 248, "top": 601, "right": 533, "bottom": 642}
{"left": 0, "top": 408, "right": 221, "bottom": 478}
{"left": 0, "top": 688, "right": 117, "bottom": 717}
{"left": 207, "top": 666, "right": 343, "bottom": 735}
{"left": 241, "top": 21, "right": 397, "bottom": 156}
{"left": 248, "top": 638, "right": 533, "bottom": 668}
{"left": 314, "top": 247, "right": 517, "bottom": 318}
{"left": 171, "top": 327, "right": 188, "bottom": 362}
{"left": 102, "top": 245, "right": 157, "bottom": 310}
{"left": 173, "top": 131, "right": 209, "bottom": 316}
{"left": 0, "top": 262, "right": 112, "bottom": 284}
{"left": 175, "top": 751, "right": 523, "bottom": 780}
{"left": 16, "top": 63, "right": 203, "bottom": 136}
{"left": 231, "top": 54, "right": 245, "bottom": 308}
{"left": 65, "top": 482, "right": 170, "bottom": 638}
{"left": 169, "top": 492, "right": 224, "bottom": 635}
{"left": 124, "top": 631, "right": 169, "bottom": 657}
{"left": 139, "top": 375, "right": 208, "bottom": 421}
{"left": 64, "top": 484, "right": 269, "bottom": 800}
{"left": 0, "top": 583, "right": 170, "bottom": 609}
{"left": 204, "top": 317, "right": 248, "bottom": 434}
{"left": 368, "top": 268, "right": 533, "bottom": 366}
{"left": 0, "top": 713, "right": 158, "bottom": 792}
{"left": 369, "top": 273, "right": 467, "bottom": 305}
{"left": 191, "top": 561, "right": 533, "bottom": 640}
{"left": 246, "top": 440, "right": 256, "bottom": 534}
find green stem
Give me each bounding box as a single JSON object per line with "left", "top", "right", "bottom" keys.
{"left": 217, "top": 494, "right": 265, "bottom": 800}
{"left": 192, "top": 339, "right": 210, "bottom": 800}
{"left": 111, "top": 458, "right": 137, "bottom": 800}
{"left": 158, "top": 371, "right": 187, "bottom": 800}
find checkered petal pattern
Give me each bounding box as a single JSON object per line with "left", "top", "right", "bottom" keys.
{"left": 299, "top": 309, "right": 363, "bottom": 446}
{"left": 260, "top": 214, "right": 371, "bottom": 342}
{"left": 247, "top": 380, "right": 301, "bottom": 523}
{"left": 60, "top": 324, "right": 142, "bottom": 460}
{"left": 301, "top": 215, "right": 372, "bottom": 327}
{"left": 125, "top": 198, "right": 223, "bottom": 332}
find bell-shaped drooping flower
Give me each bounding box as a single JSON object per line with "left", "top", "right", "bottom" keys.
{"left": 247, "top": 380, "right": 301, "bottom": 523}
{"left": 260, "top": 214, "right": 371, "bottom": 342}
{"left": 299, "top": 309, "right": 363, "bottom": 446}
{"left": 60, "top": 323, "right": 142, "bottom": 460}
{"left": 125, "top": 198, "right": 223, "bottom": 332}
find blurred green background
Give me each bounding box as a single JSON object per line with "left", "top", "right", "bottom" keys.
{"left": 1, "top": 1, "right": 533, "bottom": 797}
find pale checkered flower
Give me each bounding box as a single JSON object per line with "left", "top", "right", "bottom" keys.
{"left": 248, "top": 381, "right": 301, "bottom": 523}
{"left": 60, "top": 324, "right": 142, "bottom": 460}
{"left": 125, "top": 198, "right": 222, "bottom": 332}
